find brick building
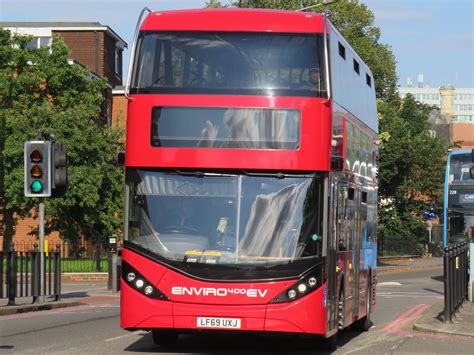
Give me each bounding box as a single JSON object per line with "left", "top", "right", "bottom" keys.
{"left": 0, "top": 22, "right": 127, "bottom": 252}
{"left": 1, "top": 22, "right": 127, "bottom": 125}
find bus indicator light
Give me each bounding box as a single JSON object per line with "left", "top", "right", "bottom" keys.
{"left": 145, "top": 286, "right": 154, "bottom": 295}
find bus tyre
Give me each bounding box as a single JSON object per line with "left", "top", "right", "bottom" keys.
{"left": 354, "top": 279, "right": 372, "bottom": 331}
{"left": 151, "top": 330, "right": 178, "bottom": 346}
{"left": 323, "top": 333, "right": 338, "bottom": 351}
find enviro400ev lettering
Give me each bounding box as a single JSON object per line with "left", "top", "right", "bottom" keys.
{"left": 171, "top": 286, "right": 268, "bottom": 298}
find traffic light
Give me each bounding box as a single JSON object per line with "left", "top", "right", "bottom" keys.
{"left": 24, "top": 141, "right": 52, "bottom": 197}
{"left": 51, "top": 143, "right": 68, "bottom": 194}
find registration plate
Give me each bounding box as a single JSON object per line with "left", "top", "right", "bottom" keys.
{"left": 196, "top": 317, "right": 241, "bottom": 329}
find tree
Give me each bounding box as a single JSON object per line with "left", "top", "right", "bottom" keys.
{"left": 0, "top": 30, "right": 123, "bottom": 251}
{"left": 377, "top": 95, "right": 449, "bottom": 254}
{"left": 206, "top": 0, "right": 398, "bottom": 101}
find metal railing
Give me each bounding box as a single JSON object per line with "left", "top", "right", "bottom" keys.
{"left": 1, "top": 241, "right": 110, "bottom": 272}
{"left": 0, "top": 242, "right": 61, "bottom": 305}
{"left": 443, "top": 241, "right": 469, "bottom": 322}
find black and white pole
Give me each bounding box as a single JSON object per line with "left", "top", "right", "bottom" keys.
{"left": 39, "top": 197, "right": 45, "bottom": 303}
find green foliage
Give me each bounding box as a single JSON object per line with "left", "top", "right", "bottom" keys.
{"left": 378, "top": 95, "right": 449, "bottom": 255}
{"left": 0, "top": 29, "right": 123, "bottom": 247}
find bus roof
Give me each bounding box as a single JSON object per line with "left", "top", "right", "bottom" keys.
{"left": 141, "top": 8, "right": 325, "bottom": 33}
{"left": 449, "top": 149, "right": 474, "bottom": 156}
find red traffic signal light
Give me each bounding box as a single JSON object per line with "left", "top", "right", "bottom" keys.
{"left": 30, "top": 150, "right": 43, "bottom": 163}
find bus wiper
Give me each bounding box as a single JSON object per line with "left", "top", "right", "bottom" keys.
{"left": 170, "top": 169, "right": 205, "bottom": 178}
{"left": 241, "top": 171, "right": 312, "bottom": 179}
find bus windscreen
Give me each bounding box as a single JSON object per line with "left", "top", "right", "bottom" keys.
{"left": 126, "top": 170, "right": 324, "bottom": 279}
{"left": 131, "top": 32, "right": 326, "bottom": 97}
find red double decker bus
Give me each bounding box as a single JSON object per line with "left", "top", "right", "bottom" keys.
{"left": 121, "top": 8, "right": 378, "bottom": 348}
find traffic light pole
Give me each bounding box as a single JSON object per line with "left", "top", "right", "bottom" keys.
{"left": 39, "top": 197, "right": 45, "bottom": 303}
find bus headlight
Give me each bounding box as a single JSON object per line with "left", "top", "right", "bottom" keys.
{"left": 298, "top": 283, "right": 307, "bottom": 293}
{"left": 122, "top": 261, "right": 169, "bottom": 300}
{"left": 270, "top": 264, "right": 325, "bottom": 304}
{"left": 135, "top": 279, "right": 144, "bottom": 288}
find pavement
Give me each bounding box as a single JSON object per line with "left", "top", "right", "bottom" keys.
{"left": 377, "top": 255, "right": 443, "bottom": 274}
{"left": 413, "top": 299, "right": 474, "bottom": 338}
{"left": 0, "top": 281, "right": 116, "bottom": 315}
{"left": 1, "top": 256, "right": 473, "bottom": 339}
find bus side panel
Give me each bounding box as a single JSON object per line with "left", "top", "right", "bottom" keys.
{"left": 122, "top": 248, "right": 168, "bottom": 285}
{"left": 121, "top": 282, "right": 173, "bottom": 329}
{"left": 265, "top": 283, "right": 327, "bottom": 335}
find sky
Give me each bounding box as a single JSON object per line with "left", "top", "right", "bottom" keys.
{"left": 1, "top": 0, "right": 473, "bottom": 88}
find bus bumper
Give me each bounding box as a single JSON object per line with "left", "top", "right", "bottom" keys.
{"left": 121, "top": 280, "right": 327, "bottom": 335}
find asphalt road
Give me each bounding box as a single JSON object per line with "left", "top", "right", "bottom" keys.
{"left": 1, "top": 268, "right": 474, "bottom": 354}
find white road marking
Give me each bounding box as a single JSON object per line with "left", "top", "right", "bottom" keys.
{"left": 105, "top": 331, "right": 144, "bottom": 342}
{"left": 378, "top": 282, "right": 402, "bottom": 286}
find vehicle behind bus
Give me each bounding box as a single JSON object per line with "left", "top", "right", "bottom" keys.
{"left": 444, "top": 150, "right": 474, "bottom": 247}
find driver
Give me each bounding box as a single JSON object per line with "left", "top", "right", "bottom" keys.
{"left": 300, "top": 68, "right": 322, "bottom": 91}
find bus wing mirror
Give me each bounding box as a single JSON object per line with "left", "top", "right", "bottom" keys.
{"left": 118, "top": 151, "right": 125, "bottom": 167}
{"left": 470, "top": 166, "right": 474, "bottom": 179}
{"left": 331, "top": 156, "right": 344, "bottom": 171}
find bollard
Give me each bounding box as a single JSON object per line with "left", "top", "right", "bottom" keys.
{"left": 32, "top": 242, "right": 40, "bottom": 304}
{"left": 112, "top": 253, "right": 118, "bottom": 293}
{"left": 54, "top": 243, "right": 61, "bottom": 301}
{"left": 107, "top": 251, "right": 112, "bottom": 291}
{"left": 7, "top": 242, "right": 16, "bottom": 306}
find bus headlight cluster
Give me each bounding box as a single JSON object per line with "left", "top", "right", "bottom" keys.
{"left": 122, "top": 261, "right": 169, "bottom": 301}
{"left": 271, "top": 266, "right": 325, "bottom": 304}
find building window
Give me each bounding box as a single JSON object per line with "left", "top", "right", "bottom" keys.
{"left": 366, "top": 73, "right": 371, "bottom": 87}
{"left": 25, "top": 36, "right": 51, "bottom": 49}
{"left": 353, "top": 59, "right": 360, "bottom": 74}
{"left": 115, "top": 48, "right": 120, "bottom": 75}
{"left": 338, "top": 42, "right": 346, "bottom": 60}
